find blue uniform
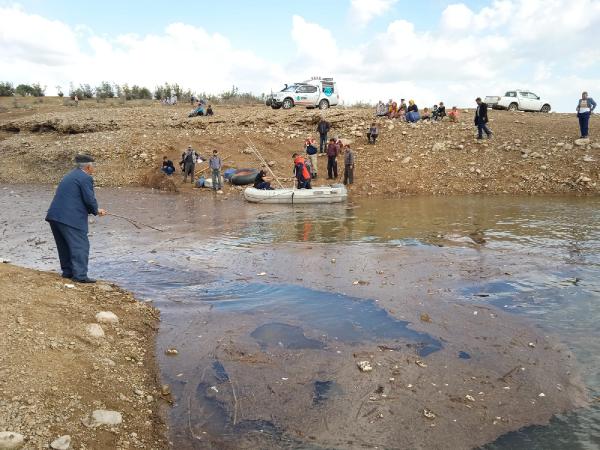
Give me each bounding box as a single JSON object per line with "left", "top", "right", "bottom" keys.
{"left": 46, "top": 168, "right": 99, "bottom": 280}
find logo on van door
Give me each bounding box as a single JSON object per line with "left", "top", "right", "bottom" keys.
{"left": 323, "top": 86, "right": 333, "bottom": 96}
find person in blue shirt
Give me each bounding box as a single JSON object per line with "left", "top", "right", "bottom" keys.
{"left": 45, "top": 154, "right": 106, "bottom": 283}
{"left": 576, "top": 91, "right": 597, "bottom": 139}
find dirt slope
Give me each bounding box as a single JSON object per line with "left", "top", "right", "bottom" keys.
{"left": 1, "top": 98, "right": 599, "bottom": 196}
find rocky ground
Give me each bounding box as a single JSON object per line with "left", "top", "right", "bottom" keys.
{"left": 1, "top": 97, "right": 599, "bottom": 196}
{"left": 0, "top": 263, "right": 168, "bottom": 450}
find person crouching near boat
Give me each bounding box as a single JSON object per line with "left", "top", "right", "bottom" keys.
{"left": 253, "top": 169, "right": 274, "bottom": 190}
{"left": 292, "top": 153, "right": 312, "bottom": 189}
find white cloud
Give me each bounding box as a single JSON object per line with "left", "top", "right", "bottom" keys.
{"left": 349, "top": 0, "right": 398, "bottom": 27}
{"left": 2, "top": 2, "right": 600, "bottom": 111}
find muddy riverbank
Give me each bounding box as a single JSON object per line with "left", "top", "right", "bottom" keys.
{"left": 1, "top": 184, "right": 597, "bottom": 449}
{"left": 0, "top": 263, "right": 168, "bottom": 449}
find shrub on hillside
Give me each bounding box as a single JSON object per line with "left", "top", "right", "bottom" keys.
{"left": 0, "top": 82, "right": 15, "bottom": 96}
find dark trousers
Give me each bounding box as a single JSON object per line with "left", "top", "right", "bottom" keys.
{"left": 255, "top": 181, "right": 272, "bottom": 190}
{"left": 319, "top": 133, "right": 327, "bottom": 153}
{"left": 48, "top": 220, "right": 90, "bottom": 280}
{"left": 578, "top": 112, "right": 590, "bottom": 138}
{"left": 297, "top": 180, "right": 312, "bottom": 189}
{"left": 476, "top": 119, "right": 492, "bottom": 138}
{"left": 344, "top": 165, "right": 354, "bottom": 185}
{"left": 327, "top": 156, "right": 338, "bottom": 178}
{"left": 183, "top": 163, "right": 195, "bottom": 183}
{"left": 367, "top": 132, "right": 378, "bottom": 144}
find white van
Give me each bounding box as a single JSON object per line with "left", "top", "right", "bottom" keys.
{"left": 270, "top": 77, "right": 339, "bottom": 110}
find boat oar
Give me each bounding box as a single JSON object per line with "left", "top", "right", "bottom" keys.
{"left": 106, "top": 212, "right": 164, "bottom": 232}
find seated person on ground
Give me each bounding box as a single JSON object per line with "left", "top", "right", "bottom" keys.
{"left": 436, "top": 102, "right": 447, "bottom": 120}
{"left": 448, "top": 106, "right": 460, "bottom": 122}
{"left": 292, "top": 153, "right": 312, "bottom": 189}
{"left": 206, "top": 104, "right": 214, "bottom": 116}
{"left": 406, "top": 100, "right": 421, "bottom": 122}
{"left": 189, "top": 102, "right": 205, "bottom": 117}
{"left": 253, "top": 169, "right": 274, "bottom": 190}
{"left": 161, "top": 156, "right": 175, "bottom": 175}
{"left": 375, "top": 101, "right": 387, "bottom": 117}
{"left": 387, "top": 101, "right": 398, "bottom": 118}
{"left": 421, "top": 108, "right": 431, "bottom": 121}
{"left": 367, "top": 123, "right": 379, "bottom": 144}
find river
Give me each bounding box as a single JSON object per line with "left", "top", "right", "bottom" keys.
{"left": 1, "top": 185, "right": 598, "bottom": 449}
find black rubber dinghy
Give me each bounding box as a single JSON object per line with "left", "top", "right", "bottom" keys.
{"left": 230, "top": 168, "right": 260, "bottom": 185}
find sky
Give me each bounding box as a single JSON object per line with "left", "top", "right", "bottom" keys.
{"left": 1, "top": 0, "right": 599, "bottom": 111}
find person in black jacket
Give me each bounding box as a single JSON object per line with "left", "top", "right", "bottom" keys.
{"left": 316, "top": 118, "right": 331, "bottom": 153}
{"left": 474, "top": 98, "right": 493, "bottom": 139}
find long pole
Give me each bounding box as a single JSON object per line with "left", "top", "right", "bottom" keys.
{"left": 246, "top": 139, "right": 285, "bottom": 189}
{"left": 106, "top": 213, "right": 164, "bottom": 232}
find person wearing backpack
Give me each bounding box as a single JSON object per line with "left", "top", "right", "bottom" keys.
{"left": 305, "top": 138, "right": 318, "bottom": 179}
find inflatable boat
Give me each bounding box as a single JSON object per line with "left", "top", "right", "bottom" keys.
{"left": 244, "top": 185, "right": 348, "bottom": 204}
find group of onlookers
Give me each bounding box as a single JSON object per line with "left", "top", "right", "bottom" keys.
{"left": 375, "top": 99, "right": 460, "bottom": 123}
{"left": 161, "top": 146, "right": 223, "bottom": 191}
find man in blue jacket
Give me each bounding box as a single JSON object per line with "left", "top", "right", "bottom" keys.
{"left": 46, "top": 154, "right": 106, "bottom": 283}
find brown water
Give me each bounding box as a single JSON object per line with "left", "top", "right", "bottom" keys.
{"left": 1, "top": 185, "right": 599, "bottom": 449}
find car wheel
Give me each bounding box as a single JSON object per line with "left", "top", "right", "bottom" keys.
{"left": 540, "top": 104, "right": 551, "bottom": 113}
{"left": 508, "top": 103, "right": 518, "bottom": 112}
{"left": 265, "top": 98, "right": 272, "bottom": 107}
{"left": 318, "top": 99, "right": 329, "bottom": 110}
{"left": 282, "top": 98, "right": 294, "bottom": 109}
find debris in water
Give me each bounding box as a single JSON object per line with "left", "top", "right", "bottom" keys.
{"left": 415, "top": 360, "right": 427, "bottom": 368}
{"left": 465, "top": 395, "right": 475, "bottom": 402}
{"left": 423, "top": 409, "right": 436, "bottom": 420}
{"left": 538, "top": 392, "right": 546, "bottom": 397}
{"left": 420, "top": 313, "right": 432, "bottom": 323}
{"left": 331, "top": 258, "right": 336, "bottom": 263}
{"left": 257, "top": 272, "right": 267, "bottom": 276}
{"left": 357, "top": 361, "right": 373, "bottom": 372}
{"left": 210, "top": 386, "right": 219, "bottom": 393}
{"left": 528, "top": 342, "right": 536, "bottom": 348}
{"left": 353, "top": 280, "right": 369, "bottom": 285}
{"left": 165, "top": 348, "right": 178, "bottom": 356}
{"left": 64, "top": 283, "right": 75, "bottom": 289}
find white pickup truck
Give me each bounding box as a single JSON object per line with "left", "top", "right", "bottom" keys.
{"left": 485, "top": 90, "right": 551, "bottom": 113}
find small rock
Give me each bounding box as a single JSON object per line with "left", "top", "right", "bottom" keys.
{"left": 50, "top": 435, "right": 71, "bottom": 450}
{"left": 85, "top": 409, "right": 123, "bottom": 427}
{"left": 357, "top": 361, "right": 373, "bottom": 372}
{"left": 267, "top": 161, "right": 276, "bottom": 167}
{"left": 574, "top": 138, "right": 590, "bottom": 147}
{"left": 161, "top": 384, "right": 171, "bottom": 395}
{"left": 432, "top": 142, "right": 445, "bottom": 152}
{"left": 0, "top": 432, "right": 25, "bottom": 449}
{"left": 97, "top": 283, "right": 114, "bottom": 292}
{"left": 401, "top": 156, "right": 412, "bottom": 164}
{"left": 86, "top": 323, "right": 105, "bottom": 338}
{"left": 95, "top": 311, "right": 119, "bottom": 324}
{"left": 564, "top": 144, "right": 574, "bottom": 150}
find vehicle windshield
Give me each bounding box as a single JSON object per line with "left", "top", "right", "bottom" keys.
{"left": 281, "top": 85, "right": 297, "bottom": 92}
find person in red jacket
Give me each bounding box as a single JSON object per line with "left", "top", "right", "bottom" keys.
{"left": 292, "top": 153, "right": 312, "bottom": 189}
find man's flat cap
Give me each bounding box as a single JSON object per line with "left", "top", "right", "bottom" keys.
{"left": 74, "top": 154, "right": 95, "bottom": 163}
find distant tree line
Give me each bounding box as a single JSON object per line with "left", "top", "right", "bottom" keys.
{"left": 0, "top": 82, "right": 46, "bottom": 97}
{"left": 0, "top": 80, "right": 265, "bottom": 104}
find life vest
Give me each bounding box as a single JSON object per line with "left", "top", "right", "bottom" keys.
{"left": 294, "top": 156, "right": 311, "bottom": 181}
